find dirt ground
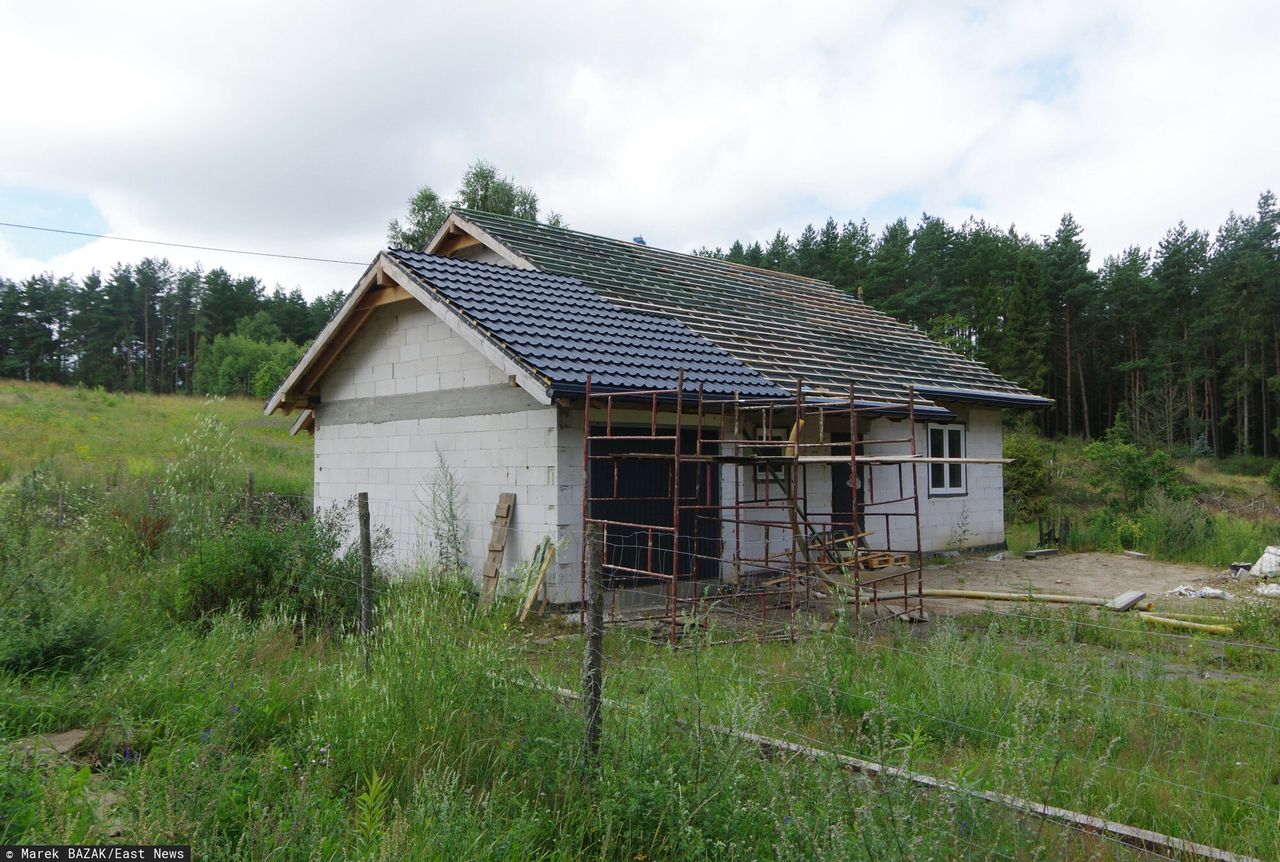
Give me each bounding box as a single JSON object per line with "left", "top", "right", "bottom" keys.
{"left": 923, "top": 551, "right": 1234, "bottom": 616}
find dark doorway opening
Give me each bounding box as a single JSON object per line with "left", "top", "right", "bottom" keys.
{"left": 588, "top": 427, "right": 721, "bottom": 585}
{"left": 830, "top": 431, "right": 865, "bottom": 537}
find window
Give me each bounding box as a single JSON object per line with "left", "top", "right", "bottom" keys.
{"left": 928, "top": 423, "right": 965, "bottom": 494}
{"left": 753, "top": 427, "right": 789, "bottom": 484}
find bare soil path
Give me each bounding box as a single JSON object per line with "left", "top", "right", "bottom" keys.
{"left": 924, "top": 551, "right": 1230, "bottom": 616}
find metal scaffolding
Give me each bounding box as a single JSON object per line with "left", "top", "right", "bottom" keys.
{"left": 580, "top": 371, "right": 937, "bottom": 643}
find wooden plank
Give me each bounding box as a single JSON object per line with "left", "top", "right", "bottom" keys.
{"left": 480, "top": 493, "right": 516, "bottom": 606}
{"left": 1024, "top": 548, "right": 1059, "bottom": 559}
{"left": 294, "top": 304, "right": 376, "bottom": 396}
{"left": 354, "top": 284, "right": 412, "bottom": 311}
{"left": 1106, "top": 590, "right": 1147, "bottom": 612}
{"left": 518, "top": 539, "right": 556, "bottom": 623}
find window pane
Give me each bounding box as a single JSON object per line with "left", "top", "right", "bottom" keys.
{"left": 930, "top": 428, "right": 944, "bottom": 457}
{"left": 949, "top": 463, "right": 962, "bottom": 488}
{"left": 931, "top": 463, "right": 944, "bottom": 488}
{"left": 948, "top": 428, "right": 962, "bottom": 457}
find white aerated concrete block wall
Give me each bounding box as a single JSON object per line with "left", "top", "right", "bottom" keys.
{"left": 312, "top": 303, "right": 564, "bottom": 598}
{"left": 856, "top": 407, "right": 1005, "bottom": 553}
{"left": 322, "top": 303, "right": 510, "bottom": 400}
{"left": 917, "top": 406, "right": 1005, "bottom": 551}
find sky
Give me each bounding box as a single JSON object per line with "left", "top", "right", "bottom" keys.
{"left": 0, "top": 0, "right": 1276, "bottom": 299}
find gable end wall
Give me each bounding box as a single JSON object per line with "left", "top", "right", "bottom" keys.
{"left": 312, "top": 302, "right": 565, "bottom": 598}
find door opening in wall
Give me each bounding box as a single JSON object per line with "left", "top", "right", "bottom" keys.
{"left": 587, "top": 427, "right": 721, "bottom": 584}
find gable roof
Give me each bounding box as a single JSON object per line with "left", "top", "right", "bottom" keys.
{"left": 387, "top": 251, "right": 787, "bottom": 398}
{"left": 439, "top": 209, "right": 1049, "bottom": 408}
{"left": 265, "top": 250, "right": 788, "bottom": 422}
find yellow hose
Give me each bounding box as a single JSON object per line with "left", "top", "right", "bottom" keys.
{"left": 920, "top": 588, "right": 1108, "bottom": 607}
{"left": 1151, "top": 610, "right": 1230, "bottom": 625}
{"left": 1138, "top": 612, "right": 1233, "bottom": 635}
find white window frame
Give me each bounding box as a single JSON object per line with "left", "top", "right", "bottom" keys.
{"left": 927, "top": 422, "right": 966, "bottom": 496}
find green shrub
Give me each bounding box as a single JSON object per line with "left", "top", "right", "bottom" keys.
{"left": 1220, "top": 454, "right": 1274, "bottom": 477}
{"left": 1003, "top": 431, "right": 1053, "bottom": 521}
{"left": 1137, "top": 491, "right": 1213, "bottom": 558}
{"left": 0, "top": 750, "right": 43, "bottom": 841}
{"left": 174, "top": 501, "right": 379, "bottom": 628}
{"left": 0, "top": 603, "right": 107, "bottom": 675}
{"left": 1267, "top": 462, "right": 1280, "bottom": 492}
{"left": 1083, "top": 425, "right": 1184, "bottom": 510}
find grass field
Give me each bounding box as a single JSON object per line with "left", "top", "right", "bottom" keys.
{"left": 0, "top": 381, "right": 312, "bottom": 495}
{"left": 2, "top": 382, "right": 1279, "bottom": 860}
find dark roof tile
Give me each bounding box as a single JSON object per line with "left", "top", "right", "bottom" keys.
{"left": 387, "top": 250, "right": 786, "bottom": 398}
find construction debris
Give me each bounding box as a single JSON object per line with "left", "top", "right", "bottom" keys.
{"left": 1024, "top": 548, "right": 1058, "bottom": 559}
{"left": 1105, "top": 590, "right": 1147, "bottom": 612}
{"left": 1248, "top": 545, "right": 1280, "bottom": 577}
{"left": 1255, "top": 583, "right": 1280, "bottom": 598}
{"left": 12, "top": 729, "right": 88, "bottom": 758}
{"left": 920, "top": 588, "right": 1108, "bottom": 607}
{"left": 518, "top": 538, "right": 556, "bottom": 623}
{"left": 1123, "top": 550, "right": 1148, "bottom": 559}
{"left": 1167, "top": 585, "right": 1232, "bottom": 600}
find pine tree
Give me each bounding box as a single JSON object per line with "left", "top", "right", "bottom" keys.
{"left": 1043, "top": 214, "right": 1096, "bottom": 436}
{"left": 999, "top": 250, "right": 1049, "bottom": 391}
{"left": 866, "top": 218, "right": 911, "bottom": 308}
{"left": 764, "top": 230, "right": 792, "bottom": 271}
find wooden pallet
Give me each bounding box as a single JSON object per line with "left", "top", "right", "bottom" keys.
{"left": 857, "top": 552, "right": 911, "bottom": 570}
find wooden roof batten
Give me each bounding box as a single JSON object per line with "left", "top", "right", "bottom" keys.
{"left": 444, "top": 209, "right": 1047, "bottom": 407}
{"left": 425, "top": 213, "right": 538, "bottom": 270}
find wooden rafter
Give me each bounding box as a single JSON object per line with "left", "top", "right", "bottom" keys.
{"left": 355, "top": 284, "right": 412, "bottom": 312}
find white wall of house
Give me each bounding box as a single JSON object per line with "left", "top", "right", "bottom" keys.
{"left": 309, "top": 304, "right": 1008, "bottom": 605}
{"left": 311, "top": 301, "right": 564, "bottom": 599}
{"left": 860, "top": 406, "right": 1005, "bottom": 551}
{"left": 917, "top": 405, "right": 1005, "bottom": 551}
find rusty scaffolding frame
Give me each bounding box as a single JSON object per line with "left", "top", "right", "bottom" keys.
{"left": 580, "top": 371, "right": 935, "bottom": 644}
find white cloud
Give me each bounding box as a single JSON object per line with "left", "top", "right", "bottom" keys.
{"left": 0, "top": 0, "right": 1275, "bottom": 295}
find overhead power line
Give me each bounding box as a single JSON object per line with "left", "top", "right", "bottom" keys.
{"left": 0, "top": 220, "right": 368, "bottom": 266}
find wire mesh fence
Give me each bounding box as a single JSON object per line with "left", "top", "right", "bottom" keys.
{"left": 20, "top": 466, "right": 1269, "bottom": 860}
{"left": 510, "top": 535, "right": 1280, "bottom": 862}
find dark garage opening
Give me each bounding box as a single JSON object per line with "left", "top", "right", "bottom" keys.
{"left": 588, "top": 427, "right": 721, "bottom": 585}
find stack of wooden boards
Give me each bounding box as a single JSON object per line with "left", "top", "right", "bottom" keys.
{"left": 808, "top": 531, "right": 912, "bottom": 584}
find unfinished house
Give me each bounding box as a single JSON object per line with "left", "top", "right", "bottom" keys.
{"left": 266, "top": 210, "right": 1050, "bottom": 629}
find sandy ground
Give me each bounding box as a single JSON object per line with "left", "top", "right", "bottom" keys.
{"left": 920, "top": 551, "right": 1240, "bottom": 617}
{"left": 929, "top": 551, "right": 1220, "bottom": 598}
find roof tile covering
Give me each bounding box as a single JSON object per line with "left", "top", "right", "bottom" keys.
{"left": 387, "top": 250, "right": 787, "bottom": 398}
{"left": 453, "top": 209, "right": 1043, "bottom": 405}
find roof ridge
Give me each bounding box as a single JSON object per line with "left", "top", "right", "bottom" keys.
{"left": 387, "top": 246, "right": 582, "bottom": 284}
{"left": 453, "top": 208, "right": 837, "bottom": 288}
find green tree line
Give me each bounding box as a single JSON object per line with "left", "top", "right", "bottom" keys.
{"left": 700, "top": 191, "right": 1279, "bottom": 456}
{"left": 0, "top": 259, "right": 344, "bottom": 397}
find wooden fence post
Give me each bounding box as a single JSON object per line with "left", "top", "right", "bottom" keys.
{"left": 358, "top": 492, "right": 373, "bottom": 636}
{"left": 246, "top": 472, "right": 255, "bottom": 516}
{"left": 581, "top": 523, "right": 604, "bottom": 779}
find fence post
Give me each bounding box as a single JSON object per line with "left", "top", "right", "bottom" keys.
{"left": 358, "top": 492, "right": 373, "bottom": 636}
{"left": 582, "top": 522, "right": 604, "bottom": 780}
{"left": 246, "top": 472, "right": 255, "bottom": 516}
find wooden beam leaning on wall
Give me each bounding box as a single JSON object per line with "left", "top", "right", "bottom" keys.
{"left": 481, "top": 493, "right": 517, "bottom": 606}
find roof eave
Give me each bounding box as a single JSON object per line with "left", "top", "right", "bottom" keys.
{"left": 912, "top": 385, "right": 1054, "bottom": 410}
